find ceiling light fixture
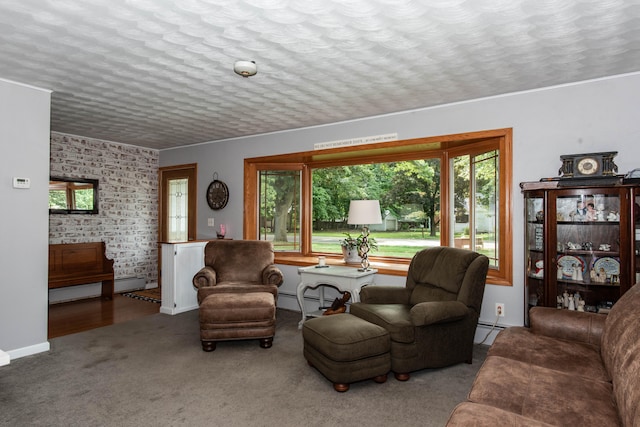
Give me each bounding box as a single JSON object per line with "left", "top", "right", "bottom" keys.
{"left": 233, "top": 60, "right": 257, "bottom": 77}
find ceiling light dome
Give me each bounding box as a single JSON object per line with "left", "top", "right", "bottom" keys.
{"left": 234, "top": 60, "right": 257, "bottom": 77}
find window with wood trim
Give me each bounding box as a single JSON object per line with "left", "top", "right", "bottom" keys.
{"left": 244, "top": 129, "right": 512, "bottom": 285}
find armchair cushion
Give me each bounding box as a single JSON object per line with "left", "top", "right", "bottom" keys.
{"left": 409, "top": 301, "right": 468, "bottom": 327}
{"left": 407, "top": 246, "right": 482, "bottom": 300}
{"left": 359, "top": 285, "right": 411, "bottom": 304}
{"left": 349, "top": 304, "right": 414, "bottom": 343}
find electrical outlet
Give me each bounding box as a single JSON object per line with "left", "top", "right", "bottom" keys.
{"left": 207, "top": 218, "right": 215, "bottom": 227}
{"left": 495, "top": 303, "right": 505, "bottom": 317}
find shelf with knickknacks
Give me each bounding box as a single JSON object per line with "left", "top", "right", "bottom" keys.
{"left": 522, "top": 151, "right": 640, "bottom": 323}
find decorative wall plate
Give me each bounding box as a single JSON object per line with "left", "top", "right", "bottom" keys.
{"left": 591, "top": 257, "right": 620, "bottom": 278}
{"left": 557, "top": 255, "right": 586, "bottom": 278}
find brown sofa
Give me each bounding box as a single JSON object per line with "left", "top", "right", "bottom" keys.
{"left": 192, "top": 240, "right": 284, "bottom": 351}
{"left": 447, "top": 283, "right": 640, "bottom": 427}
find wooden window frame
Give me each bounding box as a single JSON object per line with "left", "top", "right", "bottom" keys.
{"left": 244, "top": 128, "right": 513, "bottom": 285}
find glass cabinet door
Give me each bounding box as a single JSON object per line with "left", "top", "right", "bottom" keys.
{"left": 525, "top": 194, "right": 545, "bottom": 319}
{"left": 555, "top": 191, "right": 621, "bottom": 313}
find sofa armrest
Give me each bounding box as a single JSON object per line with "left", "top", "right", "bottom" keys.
{"left": 359, "top": 285, "right": 410, "bottom": 304}
{"left": 262, "top": 265, "right": 284, "bottom": 286}
{"left": 530, "top": 306, "right": 606, "bottom": 346}
{"left": 192, "top": 266, "right": 217, "bottom": 289}
{"left": 410, "top": 301, "right": 468, "bottom": 326}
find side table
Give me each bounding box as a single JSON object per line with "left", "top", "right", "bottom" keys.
{"left": 296, "top": 265, "right": 377, "bottom": 328}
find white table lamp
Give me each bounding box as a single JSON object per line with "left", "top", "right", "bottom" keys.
{"left": 347, "top": 200, "right": 383, "bottom": 271}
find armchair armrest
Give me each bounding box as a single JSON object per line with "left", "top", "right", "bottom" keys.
{"left": 530, "top": 306, "right": 606, "bottom": 346}
{"left": 262, "top": 265, "right": 284, "bottom": 286}
{"left": 410, "top": 301, "right": 468, "bottom": 326}
{"left": 192, "top": 266, "right": 217, "bottom": 289}
{"left": 360, "top": 285, "right": 410, "bottom": 304}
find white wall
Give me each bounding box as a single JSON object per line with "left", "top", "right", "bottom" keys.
{"left": 0, "top": 78, "right": 51, "bottom": 358}
{"left": 160, "top": 72, "right": 640, "bottom": 341}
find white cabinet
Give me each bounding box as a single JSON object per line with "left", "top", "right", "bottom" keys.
{"left": 160, "top": 241, "right": 207, "bottom": 315}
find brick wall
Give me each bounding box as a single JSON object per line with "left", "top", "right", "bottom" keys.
{"left": 49, "top": 132, "right": 159, "bottom": 283}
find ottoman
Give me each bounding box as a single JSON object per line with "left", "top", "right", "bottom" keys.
{"left": 303, "top": 313, "right": 391, "bottom": 392}
{"left": 199, "top": 292, "right": 276, "bottom": 352}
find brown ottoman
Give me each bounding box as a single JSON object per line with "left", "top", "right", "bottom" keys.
{"left": 303, "top": 313, "right": 391, "bottom": 392}
{"left": 199, "top": 292, "right": 276, "bottom": 352}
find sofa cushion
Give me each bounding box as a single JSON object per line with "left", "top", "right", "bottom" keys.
{"left": 488, "top": 326, "right": 609, "bottom": 382}
{"left": 468, "top": 356, "right": 620, "bottom": 426}
{"left": 601, "top": 283, "right": 640, "bottom": 427}
{"left": 447, "top": 402, "right": 555, "bottom": 427}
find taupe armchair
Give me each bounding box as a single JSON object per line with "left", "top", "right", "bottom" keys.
{"left": 350, "top": 246, "right": 489, "bottom": 380}
{"left": 192, "top": 240, "right": 284, "bottom": 351}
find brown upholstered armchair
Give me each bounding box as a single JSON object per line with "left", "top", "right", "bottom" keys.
{"left": 192, "top": 240, "right": 284, "bottom": 351}
{"left": 350, "top": 246, "right": 489, "bottom": 380}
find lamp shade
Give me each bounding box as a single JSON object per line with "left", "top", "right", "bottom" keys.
{"left": 347, "top": 200, "right": 382, "bottom": 225}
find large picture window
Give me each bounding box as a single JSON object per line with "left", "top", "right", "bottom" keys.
{"left": 244, "top": 129, "right": 512, "bottom": 285}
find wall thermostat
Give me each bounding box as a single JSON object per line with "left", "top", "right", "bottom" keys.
{"left": 13, "top": 177, "right": 31, "bottom": 189}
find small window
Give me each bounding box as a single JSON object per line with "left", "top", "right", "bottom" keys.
{"left": 258, "top": 169, "right": 302, "bottom": 252}
{"left": 49, "top": 177, "right": 98, "bottom": 214}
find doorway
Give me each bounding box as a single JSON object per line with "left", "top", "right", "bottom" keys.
{"left": 158, "top": 163, "right": 198, "bottom": 285}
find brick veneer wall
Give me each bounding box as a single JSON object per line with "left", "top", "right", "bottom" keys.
{"left": 49, "top": 132, "right": 159, "bottom": 283}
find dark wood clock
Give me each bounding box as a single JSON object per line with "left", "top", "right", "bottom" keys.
{"left": 206, "top": 179, "right": 229, "bottom": 210}
{"left": 559, "top": 151, "right": 618, "bottom": 179}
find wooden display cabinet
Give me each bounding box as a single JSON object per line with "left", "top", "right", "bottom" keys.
{"left": 521, "top": 180, "right": 640, "bottom": 325}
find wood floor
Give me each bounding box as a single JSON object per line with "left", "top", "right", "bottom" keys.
{"left": 48, "top": 293, "right": 160, "bottom": 339}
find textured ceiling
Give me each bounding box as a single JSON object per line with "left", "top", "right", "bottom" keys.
{"left": 1, "top": 0, "right": 639, "bottom": 150}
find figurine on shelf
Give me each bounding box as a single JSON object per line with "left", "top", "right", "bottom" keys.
{"left": 591, "top": 267, "right": 607, "bottom": 283}
{"left": 569, "top": 201, "right": 586, "bottom": 221}
{"left": 607, "top": 211, "right": 620, "bottom": 221}
{"left": 596, "top": 204, "right": 606, "bottom": 221}
{"left": 532, "top": 260, "right": 544, "bottom": 278}
{"left": 568, "top": 294, "right": 575, "bottom": 311}
{"left": 577, "top": 300, "right": 586, "bottom": 312}
{"left": 586, "top": 203, "right": 597, "bottom": 221}
{"left": 563, "top": 290, "right": 570, "bottom": 308}
{"left": 567, "top": 242, "right": 581, "bottom": 250}
{"left": 571, "top": 263, "right": 583, "bottom": 281}
{"left": 557, "top": 265, "right": 564, "bottom": 280}
{"left": 557, "top": 295, "right": 563, "bottom": 309}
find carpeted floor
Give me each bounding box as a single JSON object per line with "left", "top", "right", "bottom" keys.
{"left": 0, "top": 309, "right": 487, "bottom": 427}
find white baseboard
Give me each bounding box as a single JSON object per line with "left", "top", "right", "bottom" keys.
{"left": 0, "top": 349, "right": 10, "bottom": 366}
{"left": 7, "top": 341, "right": 50, "bottom": 360}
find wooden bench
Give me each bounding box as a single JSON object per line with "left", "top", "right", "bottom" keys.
{"left": 454, "top": 237, "right": 484, "bottom": 250}
{"left": 48, "top": 242, "right": 115, "bottom": 300}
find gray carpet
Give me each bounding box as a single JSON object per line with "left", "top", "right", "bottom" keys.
{"left": 0, "top": 309, "right": 487, "bottom": 427}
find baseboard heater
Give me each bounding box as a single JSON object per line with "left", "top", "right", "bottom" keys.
{"left": 114, "top": 277, "right": 146, "bottom": 293}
